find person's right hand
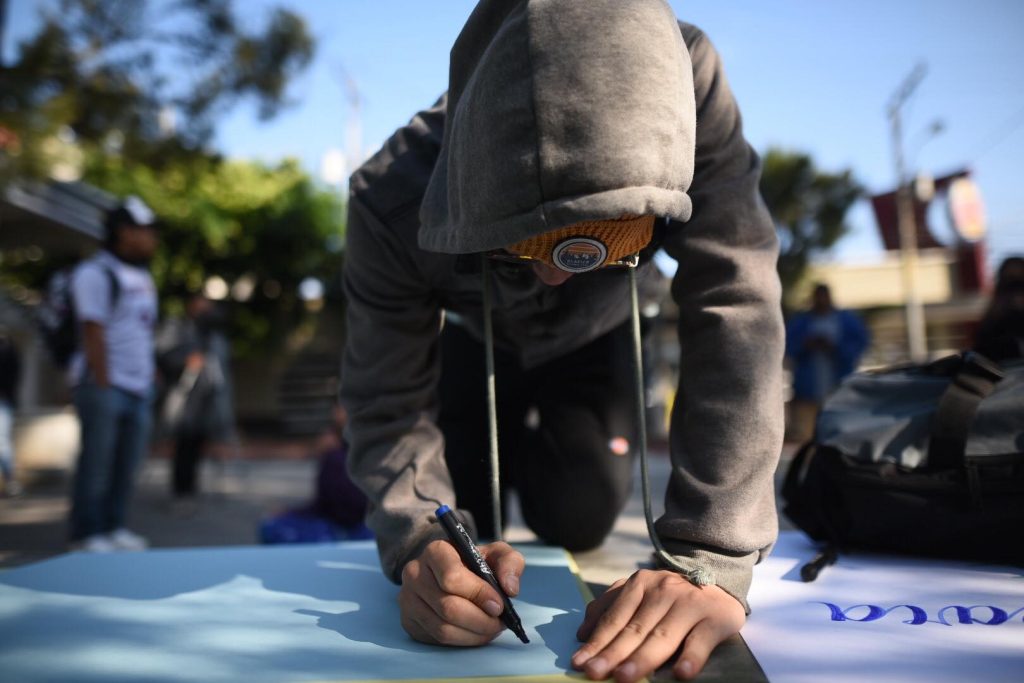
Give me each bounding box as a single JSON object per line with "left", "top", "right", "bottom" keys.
{"left": 398, "top": 539, "right": 524, "bottom": 646}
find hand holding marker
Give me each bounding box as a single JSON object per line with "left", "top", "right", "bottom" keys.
{"left": 435, "top": 505, "right": 529, "bottom": 643}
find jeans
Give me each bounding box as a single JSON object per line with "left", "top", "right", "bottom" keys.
{"left": 0, "top": 399, "right": 13, "bottom": 482}
{"left": 69, "top": 382, "right": 153, "bottom": 541}
{"left": 173, "top": 432, "right": 205, "bottom": 497}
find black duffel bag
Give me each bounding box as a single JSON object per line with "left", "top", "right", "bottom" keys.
{"left": 782, "top": 351, "right": 1024, "bottom": 570}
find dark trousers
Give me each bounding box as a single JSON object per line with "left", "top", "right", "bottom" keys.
{"left": 438, "top": 322, "right": 636, "bottom": 551}
{"left": 173, "top": 433, "right": 205, "bottom": 496}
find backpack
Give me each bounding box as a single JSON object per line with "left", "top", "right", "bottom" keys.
{"left": 781, "top": 351, "right": 1024, "bottom": 573}
{"left": 37, "top": 264, "right": 120, "bottom": 369}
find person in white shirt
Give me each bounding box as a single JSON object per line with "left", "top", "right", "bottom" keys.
{"left": 68, "top": 196, "right": 159, "bottom": 552}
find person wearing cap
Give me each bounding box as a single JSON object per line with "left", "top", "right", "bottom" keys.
{"left": 340, "top": 2, "right": 784, "bottom": 681}
{"left": 67, "top": 196, "right": 159, "bottom": 553}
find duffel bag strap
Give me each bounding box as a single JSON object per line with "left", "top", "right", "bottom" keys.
{"left": 782, "top": 442, "right": 843, "bottom": 546}
{"left": 928, "top": 351, "right": 1005, "bottom": 470}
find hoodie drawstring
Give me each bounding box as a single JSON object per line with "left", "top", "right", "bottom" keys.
{"left": 629, "top": 267, "right": 713, "bottom": 586}
{"left": 482, "top": 256, "right": 504, "bottom": 541}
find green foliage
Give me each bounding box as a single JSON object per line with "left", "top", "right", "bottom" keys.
{"left": 759, "top": 149, "right": 862, "bottom": 305}
{"left": 0, "top": 0, "right": 314, "bottom": 178}
{"left": 0, "top": 0, "right": 340, "bottom": 357}
{"left": 85, "top": 154, "right": 346, "bottom": 356}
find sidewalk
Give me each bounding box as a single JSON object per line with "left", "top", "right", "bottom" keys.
{"left": 0, "top": 449, "right": 318, "bottom": 569}
{"left": 0, "top": 438, "right": 798, "bottom": 585}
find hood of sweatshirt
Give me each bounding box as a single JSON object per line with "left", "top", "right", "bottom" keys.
{"left": 418, "top": 0, "right": 695, "bottom": 255}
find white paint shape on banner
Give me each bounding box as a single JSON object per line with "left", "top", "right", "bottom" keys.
{"left": 743, "top": 531, "right": 1024, "bottom": 683}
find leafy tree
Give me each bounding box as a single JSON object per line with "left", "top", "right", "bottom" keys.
{"left": 84, "top": 153, "right": 346, "bottom": 356}
{"left": 759, "top": 149, "right": 862, "bottom": 305}
{"left": 0, "top": 0, "right": 314, "bottom": 178}
{"left": 0, "top": 0, "right": 341, "bottom": 357}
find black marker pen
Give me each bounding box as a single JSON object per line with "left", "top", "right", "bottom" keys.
{"left": 435, "top": 504, "right": 529, "bottom": 644}
{"left": 800, "top": 546, "right": 838, "bottom": 582}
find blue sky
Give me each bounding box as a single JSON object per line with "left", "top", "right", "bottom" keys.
{"left": 7, "top": 0, "right": 1024, "bottom": 268}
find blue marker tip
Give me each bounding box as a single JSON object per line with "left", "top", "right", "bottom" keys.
{"left": 435, "top": 505, "right": 451, "bottom": 518}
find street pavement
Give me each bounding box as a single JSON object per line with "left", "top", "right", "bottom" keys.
{"left": 0, "top": 439, "right": 797, "bottom": 585}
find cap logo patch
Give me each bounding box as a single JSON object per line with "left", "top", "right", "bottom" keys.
{"left": 552, "top": 237, "right": 608, "bottom": 273}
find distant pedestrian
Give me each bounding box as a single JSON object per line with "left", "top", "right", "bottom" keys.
{"left": 67, "top": 197, "right": 159, "bottom": 552}
{"left": 785, "top": 283, "right": 870, "bottom": 441}
{"left": 156, "top": 292, "right": 236, "bottom": 508}
{"left": 973, "top": 256, "right": 1024, "bottom": 363}
{"left": 0, "top": 328, "right": 21, "bottom": 497}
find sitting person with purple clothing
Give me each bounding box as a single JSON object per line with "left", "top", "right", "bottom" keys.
{"left": 259, "top": 404, "right": 372, "bottom": 544}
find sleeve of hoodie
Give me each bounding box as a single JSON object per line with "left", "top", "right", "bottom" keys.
{"left": 340, "top": 197, "right": 460, "bottom": 584}
{"left": 656, "top": 24, "right": 786, "bottom": 612}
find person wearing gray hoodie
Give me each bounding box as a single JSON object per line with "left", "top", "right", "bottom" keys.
{"left": 340, "top": 1, "right": 784, "bottom": 681}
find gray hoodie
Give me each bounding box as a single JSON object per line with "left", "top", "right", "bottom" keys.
{"left": 342, "top": 0, "right": 784, "bottom": 610}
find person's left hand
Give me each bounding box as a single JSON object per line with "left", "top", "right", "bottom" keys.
{"left": 572, "top": 569, "right": 745, "bottom": 682}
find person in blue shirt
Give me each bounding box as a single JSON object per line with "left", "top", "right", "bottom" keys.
{"left": 785, "top": 284, "right": 870, "bottom": 439}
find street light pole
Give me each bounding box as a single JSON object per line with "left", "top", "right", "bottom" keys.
{"left": 888, "top": 63, "right": 929, "bottom": 362}
{"left": 0, "top": 0, "right": 7, "bottom": 69}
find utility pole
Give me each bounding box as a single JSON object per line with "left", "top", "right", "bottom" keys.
{"left": 334, "top": 63, "right": 363, "bottom": 183}
{"left": 0, "top": 0, "right": 7, "bottom": 69}
{"left": 888, "top": 63, "right": 929, "bottom": 362}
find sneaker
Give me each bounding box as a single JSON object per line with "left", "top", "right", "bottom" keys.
{"left": 72, "top": 534, "right": 117, "bottom": 553}
{"left": 107, "top": 528, "right": 149, "bottom": 551}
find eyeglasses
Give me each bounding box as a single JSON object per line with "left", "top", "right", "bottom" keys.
{"left": 485, "top": 250, "right": 640, "bottom": 270}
